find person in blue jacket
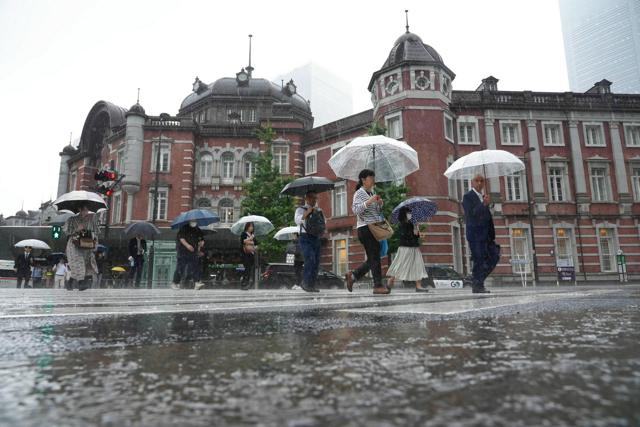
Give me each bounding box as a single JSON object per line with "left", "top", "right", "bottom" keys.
{"left": 462, "top": 174, "right": 500, "bottom": 293}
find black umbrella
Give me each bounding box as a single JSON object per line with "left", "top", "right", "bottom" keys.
{"left": 124, "top": 222, "right": 161, "bottom": 239}
{"left": 280, "top": 176, "right": 335, "bottom": 197}
{"left": 53, "top": 191, "right": 108, "bottom": 214}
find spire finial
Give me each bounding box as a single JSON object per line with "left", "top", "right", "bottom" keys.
{"left": 69, "top": 132, "right": 72, "bottom": 145}
{"left": 405, "top": 9, "right": 409, "bottom": 33}
{"left": 137, "top": 87, "right": 140, "bottom": 104}
{"left": 247, "top": 34, "right": 254, "bottom": 76}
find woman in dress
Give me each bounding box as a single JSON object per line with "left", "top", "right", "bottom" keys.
{"left": 63, "top": 203, "right": 99, "bottom": 291}
{"left": 239, "top": 222, "right": 258, "bottom": 290}
{"left": 344, "top": 169, "right": 390, "bottom": 295}
{"left": 386, "top": 207, "right": 429, "bottom": 292}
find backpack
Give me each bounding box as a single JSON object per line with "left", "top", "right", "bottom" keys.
{"left": 303, "top": 208, "right": 326, "bottom": 237}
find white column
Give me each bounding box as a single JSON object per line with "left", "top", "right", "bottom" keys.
{"left": 568, "top": 121, "right": 587, "bottom": 196}
{"left": 484, "top": 118, "right": 500, "bottom": 194}
{"left": 526, "top": 120, "right": 544, "bottom": 195}
{"left": 126, "top": 192, "right": 135, "bottom": 223}
{"left": 609, "top": 122, "right": 629, "bottom": 194}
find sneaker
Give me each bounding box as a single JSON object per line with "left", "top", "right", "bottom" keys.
{"left": 194, "top": 282, "right": 205, "bottom": 291}
{"left": 291, "top": 285, "right": 302, "bottom": 290}
{"left": 170, "top": 283, "right": 181, "bottom": 290}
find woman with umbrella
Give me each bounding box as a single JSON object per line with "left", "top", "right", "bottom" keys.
{"left": 63, "top": 203, "right": 100, "bottom": 291}
{"left": 344, "top": 169, "right": 390, "bottom": 295}
{"left": 239, "top": 222, "right": 257, "bottom": 291}
{"left": 386, "top": 207, "right": 429, "bottom": 292}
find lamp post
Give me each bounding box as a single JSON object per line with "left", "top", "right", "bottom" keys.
{"left": 523, "top": 147, "right": 539, "bottom": 286}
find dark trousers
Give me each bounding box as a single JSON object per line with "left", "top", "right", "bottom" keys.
{"left": 469, "top": 239, "right": 500, "bottom": 288}
{"left": 241, "top": 252, "right": 255, "bottom": 284}
{"left": 294, "top": 261, "right": 304, "bottom": 286}
{"left": 299, "top": 233, "right": 321, "bottom": 287}
{"left": 353, "top": 226, "right": 383, "bottom": 287}
{"left": 173, "top": 254, "right": 198, "bottom": 286}
{"left": 16, "top": 273, "right": 31, "bottom": 289}
{"left": 129, "top": 257, "right": 144, "bottom": 286}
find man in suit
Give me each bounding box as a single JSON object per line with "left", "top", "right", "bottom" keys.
{"left": 128, "top": 234, "right": 147, "bottom": 288}
{"left": 462, "top": 174, "right": 500, "bottom": 293}
{"left": 14, "top": 246, "right": 33, "bottom": 289}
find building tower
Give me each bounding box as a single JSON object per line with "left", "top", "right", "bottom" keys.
{"left": 121, "top": 101, "right": 146, "bottom": 222}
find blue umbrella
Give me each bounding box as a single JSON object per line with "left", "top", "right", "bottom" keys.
{"left": 391, "top": 197, "right": 438, "bottom": 224}
{"left": 171, "top": 209, "right": 220, "bottom": 230}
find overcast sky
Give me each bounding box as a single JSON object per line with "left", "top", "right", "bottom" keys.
{"left": 0, "top": 0, "right": 569, "bottom": 218}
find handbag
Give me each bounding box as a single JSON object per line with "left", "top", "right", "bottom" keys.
{"left": 75, "top": 237, "right": 96, "bottom": 249}
{"left": 368, "top": 219, "right": 393, "bottom": 241}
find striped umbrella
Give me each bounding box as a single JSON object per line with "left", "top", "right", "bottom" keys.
{"left": 390, "top": 197, "right": 438, "bottom": 224}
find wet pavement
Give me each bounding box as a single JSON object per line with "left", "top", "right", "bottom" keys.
{"left": 0, "top": 285, "right": 638, "bottom": 426}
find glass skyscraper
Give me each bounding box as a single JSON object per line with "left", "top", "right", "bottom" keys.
{"left": 559, "top": 0, "right": 640, "bottom": 94}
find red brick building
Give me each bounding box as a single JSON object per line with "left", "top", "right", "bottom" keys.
{"left": 59, "top": 29, "right": 640, "bottom": 284}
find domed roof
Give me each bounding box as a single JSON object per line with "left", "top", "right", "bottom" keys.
{"left": 383, "top": 32, "right": 445, "bottom": 69}
{"left": 16, "top": 209, "right": 27, "bottom": 217}
{"left": 179, "top": 77, "right": 311, "bottom": 114}
{"left": 61, "top": 144, "right": 77, "bottom": 155}
{"left": 127, "top": 102, "right": 146, "bottom": 116}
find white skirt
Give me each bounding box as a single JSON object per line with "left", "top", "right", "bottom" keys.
{"left": 387, "top": 246, "right": 428, "bottom": 282}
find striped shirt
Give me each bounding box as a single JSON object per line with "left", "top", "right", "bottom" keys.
{"left": 352, "top": 187, "right": 383, "bottom": 228}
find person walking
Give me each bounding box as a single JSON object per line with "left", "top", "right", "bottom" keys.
{"left": 239, "top": 222, "right": 258, "bottom": 291}
{"left": 14, "top": 246, "right": 33, "bottom": 289}
{"left": 462, "top": 174, "right": 500, "bottom": 294}
{"left": 344, "top": 169, "right": 390, "bottom": 295}
{"left": 54, "top": 257, "right": 69, "bottom": 289}
{"left": 294, "top": 191, "right": 325, "bottom": 293}
{"left": 386, "top": 207, "right": 429, "bottom": 292}
{"left": 31, "top": 263, "right": 43, "bottom": 288}
{"left": 127, "top": 234, "right": 147, "bottom": 288}
{"left": 63, "top": 203, "right": 99, "bottom": 291}
{"left": 286, "top": 233, "right": 304, "bottom": 289}
{"left": 171, "top": 221, "right": 204, "bottom": 290}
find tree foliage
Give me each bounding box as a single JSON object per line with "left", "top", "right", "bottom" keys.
{"left": 241, "top": 123, "right": 294, "bottom": 262}
{"left": 376, "top": 181, "right": 409, "bottom": 254}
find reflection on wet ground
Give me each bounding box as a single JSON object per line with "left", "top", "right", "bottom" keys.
{"left": 0, "top": 288, "right": 638, "bottom": 426}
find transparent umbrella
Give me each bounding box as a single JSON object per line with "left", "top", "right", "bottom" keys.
{"left": 230, "top": 215, "right": 274, "bottom": 236}
{"left": 273, "top": 226, "right": 300, "bottom": 241}
{"left": 328, "top": 135, "right": 419, "bottom": 182}
{"left": 15, "top": 239, "right": 51, "bottom": 250}
{"left": 444, "top": 149, "right": 525, "bottom": 180}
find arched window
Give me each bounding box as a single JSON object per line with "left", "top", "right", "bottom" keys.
{"left": 244, "top": 153, "right": 257, "bottom": 179}
{"left": 199, "top": 153, "right": 213, "bottom": 180}
{"left": 221, "top": 152, "right": 234, "bottom": 179}
{"left": 197, "top": 198, "right": 212, "bottom": 209}
{"left": 219, "top": 198, "right": 234, "bottom": 224}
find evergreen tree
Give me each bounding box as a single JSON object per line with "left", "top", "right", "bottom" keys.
{"left": 241, "top": 123, "right": 295, "bottom": 262}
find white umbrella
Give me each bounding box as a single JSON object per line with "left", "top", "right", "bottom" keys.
{"left": 328, "top": 135, "right": 420, "bottom": 182}
{"left": 273, "top": 226, "right": 301, "bottom": 241}
{"left": 53, "top": 190, "right": 108, "bottom": 214}
{"left": 15, "top": 239, "right": 51, "bottom": 250}
{"left": 444, "top": 149, "right": 525, "bottom": 180}
{"left": 230, "top": 215, "right": 274, "bottom": 236}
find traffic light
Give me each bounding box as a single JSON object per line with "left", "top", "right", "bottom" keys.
{"left": 95, "top": 168, "right": 120, "bottom": 197}
{"left": 94, "top": 169, "right": 117, "bottom": 181}
{"left": 51, "top": 225, "right": 62, "bottom": 240}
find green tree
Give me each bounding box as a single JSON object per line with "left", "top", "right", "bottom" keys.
{"left": 241, "top": 123, "right": 295, "bottom": 262}
{"left": 376, "top": 181, "right": 409, "bottom": 255}
{"left": 367, "top": 121, "right": 387, "bottom": 136}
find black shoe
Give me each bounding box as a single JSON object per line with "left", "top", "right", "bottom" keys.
{"left": 415, "top": 287, "right": 429, "bottom": 293}
{"left": 240, "top": 282, "right": 252, "bottom": 291}
{"left": 301, "top": 283, "right": 319, "bottom": 293}
{"left": 472, "top": 287, "right": 490, "bottom": 294}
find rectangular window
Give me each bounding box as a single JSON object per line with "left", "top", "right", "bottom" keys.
{"left": 548, "top": 165, "right": 567, "bottom": 202}
{"left": 241, "top": 108, "right": 256, "bottom": 123}
{"left": 543, "top": 123, "right": 563, "bottom": 146}
{"left": 590, "top": 166, "right": 610, "bottom": 201}
{"left": 501, "top": 122, "right": 522, "bottom": 145}
{"left": 444, "top": 115, "right": 454, "bottom": 142}
{"left": 458, "top": 123, "right": 477, "bottom": 144}
{"left": 447, "top": 158, "right": 457, "bottom": 199}
{"left": 111, "top": 192, "right": 122, "bottom": 224}
{"left": 151, "top": 143, "right": 170, "bottom": 172}
{"left": 148, "top": 189, "right": 168, "bottom": 221}
{"left": 511, "top": 228, "right": 531, "bottom": 274}
{"left": 598, "top": 228, "right": 616, "bottom": 272}
{"left": 625, "top": 125, "right": 640, "bottom": 147}
{"left": 221, "top": 206, "right": 234, "bottom": 224}
{"left": 116, "top": 149, "right": 126, "bottom": 173}
{"left": 332, "top": 182, "right": 347, "bottom": 217}
{"left": 222, "top": 156, "right": 234, "bottom": 180}
{"left": 334, "top": 239, "right": 348, "bottom": 276}
{"left": 305, "top": 152, "right": 317, "bottom": 175}
{"left": 272, "top": 146, "right": 289, "bottom": 174}
{"left": 69, "top": 171, "right": 77, "bottom": 192}
{"left": 585, "top": 124, "right": 605, "bottom": 146}
{"left": 554, "top": 228, "right": 574, "bottom": 267}
{"left": 386, "top": 115, "right": 402, "bottom": 139}
{"left": 505, "top": 171, "right": 525, "bottom": 201}
{"left": 632, "top": 167, "right": 640, "bottom": 201}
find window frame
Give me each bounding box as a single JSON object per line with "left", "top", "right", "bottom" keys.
{"left": 457, "top": 116, "right": 480, "bottom": 145}
{"left": 547, "top": 162, "right": 570, "bottom": 202}
{"left": 631, "top": 164, "right": 640, "bottom": 201}
{"left": 504, "top": 171, "right": 526, "bottom": 202}
{"left": 305, "top": 150, "right": 317, "bottom": 175}
{"left": 444, "top": 113, "right": 454, "bottom": 143}
{"left": 199, "top": 152, "right": 214, "bottom": 181}
{"left": 385, "top": 112, "right": 403, "bottom": 139}
{"left": 148, "top": 187, "right": 168, "bottom": 221}
{"left": 150, "top": 142, "right": 171, "bottom": 173}
{"left": 584, "top": 123, "right": 605, "bottom": 147}
{"left": 111, "top": 191, "right": 122, "bottom": 224}
{"left": 596, "top": 226, "right": 617, "bottom": 272}
{"left": 218, "top": 198, "right": 235, "bottom": 224}
{"left": 542, "top": 121, "right": 564, "bottom": 146}
{"left": 623, "top": 123, "right": 640, "bottom": 147}
{"left": 588, "top": 162, "right": 612, "bottom": 202}
{"left": 500, "top": 120, "right": 523, "bottom": 146}
{"left": 221, "top": 152, "right": 235, "bottom": 181}
{"left": 331, "top": 181, "right": 348, "bottom": 218}
{"left": 272, "top": 145, "right": 289, "bottom": 174}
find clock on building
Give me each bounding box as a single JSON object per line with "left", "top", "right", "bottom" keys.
{"left": 236, "top": 69, "right": 249, "bottom": 86}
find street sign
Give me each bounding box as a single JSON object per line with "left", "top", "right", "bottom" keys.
{"left": 557, "top": 266, "right": 575, "bottom": 281}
